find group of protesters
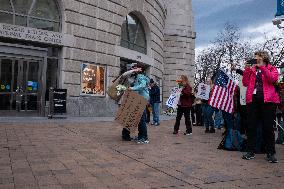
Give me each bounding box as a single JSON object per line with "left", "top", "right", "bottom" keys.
{"left": 112, "top": 50, "right": 282, "bottom": 163}
{"left": 191, "top": 51, "right": 282, "bottom": 163}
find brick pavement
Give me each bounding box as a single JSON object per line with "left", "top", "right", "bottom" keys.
{"left": 0, "top": 118, "right": 283, "bottom": 189}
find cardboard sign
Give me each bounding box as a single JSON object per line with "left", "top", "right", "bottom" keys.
{"left": 115, "top": 90, "right": 147, "bottom": 132}
{"left": 196, "top": 83, "right": 210, "bottom": 100}
{"left": 166, "top": 87, "right": 182, "bottom": 109}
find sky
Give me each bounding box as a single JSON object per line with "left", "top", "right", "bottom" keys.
{"left": 192, "top": 0, "right": 283, "bottom": 53}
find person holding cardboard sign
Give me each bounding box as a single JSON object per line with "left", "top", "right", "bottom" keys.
{"left": 129, "top": 64, "right": 150, "bottom": 144}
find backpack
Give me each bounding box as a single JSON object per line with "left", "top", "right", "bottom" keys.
{"left": 218, "top": 128, "right": 246, "bottom": 151}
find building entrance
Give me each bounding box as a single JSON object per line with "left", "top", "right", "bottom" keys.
{"left": 0, "top": 57, "right": 43, "bottom": 116}
{"left": 0, "top": 42, "right": 48, "bottom": 116}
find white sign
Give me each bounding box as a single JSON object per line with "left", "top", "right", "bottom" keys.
{"left": 0, "top": 23, "right": 74, "bottom": 46}
{"left": 166, "top": 87, "right": 182, "bottom": 109}
{"left": 239, "top": 76, "right": 247, "bottom": 105}
{"left": 196, "top": 83, "right": 210, "bottom": 100}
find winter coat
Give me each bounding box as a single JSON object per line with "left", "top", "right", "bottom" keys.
{"left": 179, "top": 84, "right": 193, "bottom": 107}
{"left": 242, "top": 64, "right": 280, "bottom": 104}
{"left": 130, "top": 74, "right": 150, "bottom": 100}
{"left": 149, "top": 84, "right": 160, "bottom": 104}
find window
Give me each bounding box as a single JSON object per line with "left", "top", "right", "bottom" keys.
{"left": 0, "top": 0, "right": 60, "bottom": 31}
{"left": 81, "top": 63, "right": 106, "bottom": 96}
{"left": 120, "top": 13, "right": 147, "bottom": 54}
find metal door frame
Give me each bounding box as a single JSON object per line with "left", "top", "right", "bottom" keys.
{"left": 0, "top": 42, "right": 48, "bottom": 116}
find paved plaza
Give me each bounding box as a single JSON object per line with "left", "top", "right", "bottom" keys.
{"left": 0, "top": 117, "right": 283, "bottom": 189}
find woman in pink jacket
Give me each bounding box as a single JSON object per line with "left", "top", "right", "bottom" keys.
{"left": 242, "top": 51, "right": 280, "bottom": 163}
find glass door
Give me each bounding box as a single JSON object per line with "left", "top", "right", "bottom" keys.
{"left": 0, "top": 57, "right": 42, "bottom": 115}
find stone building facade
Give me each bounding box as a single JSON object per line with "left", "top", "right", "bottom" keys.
{"left": 0, "top": 0, "right": 195, "bottom": 117}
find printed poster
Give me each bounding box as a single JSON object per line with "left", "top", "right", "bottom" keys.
{"left": 166, "top": 87, "right": 183, "bottom": 109}
{"left": 196, "top": 83, "right": 210, "bottom": 100}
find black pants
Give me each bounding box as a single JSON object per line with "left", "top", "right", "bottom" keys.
{"left": 239, "top": 105, "right": 248, "bottom": 135}
{"left": 190, "top": 106, "right": 196, "bottom": 124}
{"left": 195, "top": 104, "right": 203, "bottom": 126}
{"left": 174, "top": 106, "right": 192, "bottom": 133}
{"left": 246, "top": 98, "right": 276, "bottom": 155}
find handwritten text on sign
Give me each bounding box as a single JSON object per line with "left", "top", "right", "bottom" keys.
{"left": 115, "top": 90, "right": 147, "bottom": 133}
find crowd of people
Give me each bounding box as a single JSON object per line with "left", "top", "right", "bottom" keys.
{"left": 113, "top": 50, "right": 283, "bottom": 164}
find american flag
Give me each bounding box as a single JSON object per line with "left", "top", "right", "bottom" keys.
{"left": 208, "top": 70, "right": 237, "bottom": 113}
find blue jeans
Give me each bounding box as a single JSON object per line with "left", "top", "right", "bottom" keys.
{"left": 202, "top": 104, "right": 214, "bottom": 129}
{"left": 214, "top": 110, "right": 224, "bottom": 128}
{"left": 138, "top": 109, "right": 148, "bottom": 140}
{"left": 222, "top": 110, "right": 234, "bottom": 130}
{"left": 152, "top": 103, "right": 160, "bottom": 124}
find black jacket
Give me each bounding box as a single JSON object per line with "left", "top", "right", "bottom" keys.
{"left": 149, "top": 85, "right": 160, "bottom": 104}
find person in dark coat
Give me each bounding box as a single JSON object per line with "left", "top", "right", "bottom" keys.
{"left": 149, "top": 79, "right": 161, "bottom": 126}
{"left": 173, "top": 75, "right": 194, "bottom": 135}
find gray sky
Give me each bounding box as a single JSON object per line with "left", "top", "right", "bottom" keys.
{"left": 192, "top": 0, "right": 282, "bottom": 51}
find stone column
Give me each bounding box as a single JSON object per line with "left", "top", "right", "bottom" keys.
{"left": 163, "top": 0, "right": 196, "bottom": 103}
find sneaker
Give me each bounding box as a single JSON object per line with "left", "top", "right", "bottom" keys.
{"left": 151, "top": 122, "right": 155, "bottom": 125}
{"left": 242, "top": 152, "right": 255, "bottom": 160}
{"left": 173, "top": 131, "right": 178, "bottom": 134}
{"left": 184, "top": 132, "right": 192, "bottom": 136}
{"left": 205, "top": 128, "right": 210, "bottom": 133}
{"left": 137, "top": 138, "right": 149, "bottom": 144}
{"left": 266, "top": 154, "right": 278, "bottom": 163}
{"left": 154, "top": 123, "right": 160, "bottom": 126}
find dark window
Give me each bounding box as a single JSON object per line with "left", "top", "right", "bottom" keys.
{"left": 120, "top": 13, "right": 147, "bottom": 54}
{"left": 0, "top": 0, "right": 60, "bottom": 32}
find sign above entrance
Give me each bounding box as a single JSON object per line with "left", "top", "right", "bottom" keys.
{"left": 0, "top": 23, "right": 74, "bottom": 46}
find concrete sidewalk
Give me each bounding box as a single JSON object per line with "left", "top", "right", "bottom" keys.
{"left": 0, "top": 119, "right": 283, "bottom": 189}
{"left": 0, "top": 115, "right": 175, "bottom": 123}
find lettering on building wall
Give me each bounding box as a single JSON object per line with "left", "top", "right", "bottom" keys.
{"left": 0, "top": 23, "right": 63, "bottom": 45}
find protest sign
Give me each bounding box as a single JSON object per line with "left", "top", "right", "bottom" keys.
{"left": 115, "top": 90, "right": 147, "bottom": 132}
{"left": 196, "top": 83, "right": 210, "bottom": 100}
{"left": 166, "top": 87, "right": 182, "bottom": 109}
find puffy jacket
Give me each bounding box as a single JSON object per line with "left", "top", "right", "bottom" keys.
{"left": 242, "top": 64, "right": 280, "bottom": 104}
{"left": 130, "top": 74, "right": 149, "bottom": 101}
{"left": 179, "top": 84, "right": 193, "bottom": 107}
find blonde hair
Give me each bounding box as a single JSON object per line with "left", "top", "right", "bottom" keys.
{"left": 181, "top": 75, "right": 190, "bottom": 85}
{"left": 254, "top": 51, "right": 270, "bottom": 64}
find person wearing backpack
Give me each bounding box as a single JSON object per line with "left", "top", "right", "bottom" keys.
{"left": 242, "top": 51, "right": 280, "bottom": 163}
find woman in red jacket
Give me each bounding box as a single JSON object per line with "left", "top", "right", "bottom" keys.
{"left": 242, "top": 51, "right": 280, "bottom": 163}
{"left": 173, "top": 75, "right": 194, "bottom": 135}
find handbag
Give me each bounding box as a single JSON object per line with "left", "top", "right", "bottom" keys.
{"left": 107, "top": 79, "right": 122, "bottom": 101}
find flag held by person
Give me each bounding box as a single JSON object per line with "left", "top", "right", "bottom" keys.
{"left": 209, "top": 70, "right": 237, "bottom": 113}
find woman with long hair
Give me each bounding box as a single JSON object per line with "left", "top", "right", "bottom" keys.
{"left": 173, "top": 75, "right": 194, "bottom": 135}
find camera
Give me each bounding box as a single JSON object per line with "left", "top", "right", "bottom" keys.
{"left": 247, "top": 59, "right": 257, "bottom": 65}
